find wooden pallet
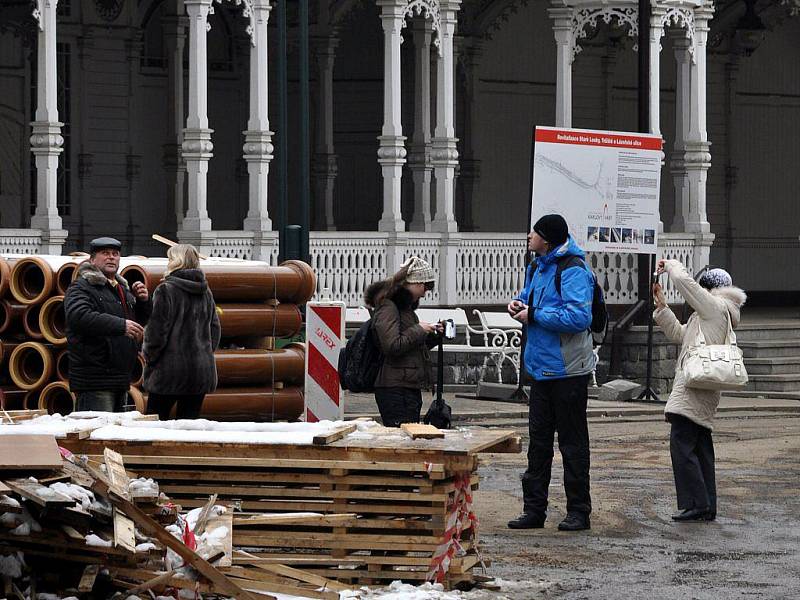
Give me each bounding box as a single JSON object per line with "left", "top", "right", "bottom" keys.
{"left": 60, "top": 425, "right": 519, "bottom": 589}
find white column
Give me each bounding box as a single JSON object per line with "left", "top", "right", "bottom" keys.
{"left": 163, "top": 4, "right": 187, "bottom": 232}
{"left": 431, "top": 0, "right": 459, "bottom": 233}
{"left": 243, "top": 0, "right": 274, "bottom": 234}
{"left": 181, "top": 0, "right": 213, "bottom": 233}
{"left": 670, "top": 33, "right": 691, "bottom": 232}
{"left": 312, "top": 34, "right": 339, "bottom": 231}
{"left": 649, "top": 8, "right": 665, "bottom": 136}
{"left": 30, "top": 0, "right": 67, "bottom": 251}
{"left": 376, "top": 0, "right": 406, "bottom": 233}
{"left": 409, "top": 19, "right": 433, "bottom": 232}
{"left": 549, "top": 7, "right": 573, "bottom": 128}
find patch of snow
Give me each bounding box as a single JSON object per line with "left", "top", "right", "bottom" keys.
{"left": 135, "top": 542, "right": 157, "bottom": 553}
{"left": 85, "top": 533, "right": 112, "bottom": 547}
{"left": 0, "top": 494, "right": 20, "bottom": 507}
{"left": 49, "top": 482, "right": 94, "bottom": 509}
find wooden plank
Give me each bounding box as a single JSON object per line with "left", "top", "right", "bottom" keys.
{"left": 236, "top": 551, "right": 351, "bottom": 592}
{"left": 4, "top": 478, "right": 75, "bottom": 507}
{"left": 158, "top": 483, "right": 447, "bottom": 502}
{"left": 0, "top": 481, "right": 10, "bottom": 493}
{"left": 312, "top": 424, "right": 357, "bottom": 446}
{"left": 88, "top": 474, "right": 266, "bottom": 600}
{"left": 233, "top": 513, "right": 358, "bottom": 527}
{"left": 0, "top": 435, "right": 62, "bottom": 470}
{"left": 225, "top": 572, "right": 339, "bottom": 600}
{"left": 104, "top": 448, "right": 130, "bottom": 500}
{"left": 401, "top": 423, "right": 445, "bottom": 439}
{"left": 203, "top": 510, "right": 233, "bottom": 568}
{"left": 191, "top": 493, "right": 218, "bottom": 537}
{"left": 74, "top": 454, "right": 448, "bottom": 477}
{"left": 78, "top": 564, "right": 100, "bottom": 592}
{"left": 113, "top": 509, "right": 136, "bottom": 553}
{"left": 60, "top": 459, "right": 96, "bottom": 488}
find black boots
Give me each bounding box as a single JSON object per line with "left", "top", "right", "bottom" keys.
{"left": 558, "top": 512, "right": 591, "bottom": 531}
{"left": 672, "top": 507, "right": 713, "bottom": 522}
{"left": 507, "top": 513, "right": 546, "bottom": 529}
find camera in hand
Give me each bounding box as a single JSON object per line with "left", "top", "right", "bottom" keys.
{"left": 442, "top": 318, "right": 456, "bottom": 340}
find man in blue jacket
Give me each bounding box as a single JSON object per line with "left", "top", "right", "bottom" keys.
{"left": 507, "top": 214, "right": 596, "bottom": 531}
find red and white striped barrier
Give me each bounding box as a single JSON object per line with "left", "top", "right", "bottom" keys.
{"left": 427, "top": 473, "right": 479, "bottom": 583}
{"left": 304, "top": 300, "right": 346, "bottom": 422}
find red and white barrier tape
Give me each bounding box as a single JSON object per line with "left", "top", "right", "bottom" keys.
{"left": 426, "top": 473, "right": 479, "bottom": 583}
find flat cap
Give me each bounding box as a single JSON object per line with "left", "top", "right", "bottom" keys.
{"left": 89, "top": 237, "right": 122, "bottom": 253}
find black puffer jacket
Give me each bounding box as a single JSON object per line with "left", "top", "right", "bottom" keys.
{"left": 142, "top": 269, "right": 221, "bottom": 395}
{"left": 64, "top": 262, "right": 152, "bottom": 393}
{"left": 365, "top": 283, "right": 434, "bottom": 390}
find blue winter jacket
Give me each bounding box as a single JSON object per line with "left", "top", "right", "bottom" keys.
{"left": 515, "top": 236, "right": 596, "bottom": 381}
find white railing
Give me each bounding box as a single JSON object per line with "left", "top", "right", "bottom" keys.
{"left": 0, "top": 229, "right": 45, "bottom": 254}
{"left": 658, "top": 232, "right": 701, "bottom": 304}
{"left": 456, "top": 234, "right": 528, "bottom": 304}
{"left": 310, "top": 232, "right": 389, "bottom": 306}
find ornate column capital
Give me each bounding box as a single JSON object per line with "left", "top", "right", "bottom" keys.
{"left": 243, "top": 130, "right": 274, "bottom": 162}
{"left": 30, "top": 122, "right": 64, "bottom": 156}
{"left": 182, "top": 128, "right": 214, "bottom": 158}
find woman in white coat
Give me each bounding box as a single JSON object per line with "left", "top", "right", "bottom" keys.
{"left": 653, "top": 260, "right": 747, "bottom": 522}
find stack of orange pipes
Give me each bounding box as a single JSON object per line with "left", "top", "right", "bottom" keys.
{"left": 0, "top": 255, "right": 316, "bottom": 421}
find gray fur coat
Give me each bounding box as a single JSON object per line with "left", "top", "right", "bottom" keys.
{"left": 142, "top": 269, "right": 221, "bottom": 395}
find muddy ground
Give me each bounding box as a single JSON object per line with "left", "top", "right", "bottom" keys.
{"left": 471, "top": 412, "right": 800, "bottom": 599}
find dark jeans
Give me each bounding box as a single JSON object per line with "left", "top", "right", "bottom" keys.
{"left": 374, "top": 387, "right": 422, "bottom": 428}
{"left": 146, "top": 393, "right": 205, "bottom": 421}
{"left": 667, "top": 412, "right": 716, "bottom": 512}
{"left": 75, "top": 390, "right": 128, "bottom": 413}
{"left": 522, "top": 375, "right": 591, "bottom": 517}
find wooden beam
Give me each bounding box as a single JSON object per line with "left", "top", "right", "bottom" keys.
{"left": 312, "top": 424, "right": 357, "bottom": 446}
{"left": 401, "top": 423, "right": 445, "bottom": 439}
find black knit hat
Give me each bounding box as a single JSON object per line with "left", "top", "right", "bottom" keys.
{"left": 533, "top": 214, "right": 569, "bottom": 246}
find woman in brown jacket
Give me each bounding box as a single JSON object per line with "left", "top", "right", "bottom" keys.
{"left": 364, "top": 257, "right": 441, "bottom": 427}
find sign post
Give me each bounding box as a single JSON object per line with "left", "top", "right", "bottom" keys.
{"left": 304, "top": 298, "right": 346, "bottom": 422}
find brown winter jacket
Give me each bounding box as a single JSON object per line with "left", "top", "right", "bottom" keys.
{"left": 366, "top": 283, "right": 433, "bottom": 389}
{"left": 142, "top": 269, "right": 221, "bottom": 395}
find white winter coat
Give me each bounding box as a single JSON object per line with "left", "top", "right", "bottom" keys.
{"left": 653, "top": 259, "right": 747, "bottom": 430}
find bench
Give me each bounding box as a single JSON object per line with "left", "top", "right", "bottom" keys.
{"left": 417, "top": 308, "right": 521, "bottom": 385}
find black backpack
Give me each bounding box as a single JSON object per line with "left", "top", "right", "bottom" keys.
{"left": 555, "top": 256, "right": 608, "bottom": 338}
{"left": 338, "top": 319, "right": 384, "bottom": 393}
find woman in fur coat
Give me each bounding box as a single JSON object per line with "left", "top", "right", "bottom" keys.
{"left": 364, "top": 257, "right": 442, "bottom": 427}
{"left": 143, "top": 244, "right": 221, "bottom": 420}
{"left": 653, "top": 259, "right": 747, "bottom": 522}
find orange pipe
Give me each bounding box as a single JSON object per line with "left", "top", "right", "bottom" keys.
{"left": 215, "top": 344, "right": 305, "bottom": 387}
{"left": 0, "top": 258, "right": 11, "bottom": 298}
{"left": 199, "top": 386, "right": 304, "bottom": 421}
{"left": 120, "top": 259, "right": 316, "bottom": 304}
{"left": 38, "top": 381, "right": 75, "bottom": 415}
{"left": 55, "top": 348, "right": 70, "bottom": 382}
{"left": 131, "top": 353, "right": 145, "bottom": 386}
{"left": 9, "top": 342, "right": 54, "bottom": 391}
{"left": 217, "top": 303, "right": 302, "bottom": 338}
{"left": 9, "top": 256, "right": 65, "bottom": 305}
{"left": 24, "top": 390, "right": 40, "bottom": 410}
{"left": 39, "top": 295, "right": 67, "bottom": 346}
{"left": 129, "top": 384, "right": 303, "bottom": 422}
{"left": 56, "top": 259, "right": 86, "bottom": 294}
{"left": 0, "top": 388, "right": 26, "bottom": 411}
{"left": 0, "top": 301, "right": 24, "bottom": 335}
{"left": 22, "top": 304, "right": 44, "bottom": 340}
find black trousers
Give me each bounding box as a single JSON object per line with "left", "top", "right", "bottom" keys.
{"left": 667, "top": 412, "right": 716, "bottom": 512}
{"left": 146, "top": 392, "right": 205, "bottom": 421}
{"left": 522, "top": 375, "right": 591, "bottom": 517}
{"left": 374, "top": 387, "right": 422, "bottom": 428}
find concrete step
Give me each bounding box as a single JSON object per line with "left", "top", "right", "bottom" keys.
{"left": 739, "top": 340, "right": 800, "bottom": 358}
{"left": 725, "top": 390, "right": 800, "bottom": 401}
{"left": 745, "top": 373, "right": 800, "bottom": 393}
{"left": 735, "top": 322, "right": 800, "bottom": 341}
{"left": 744, "top": 356, "right": 800, "bottom": 375}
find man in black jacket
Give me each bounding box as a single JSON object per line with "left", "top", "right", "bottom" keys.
{"left": 64, "top": 237, "right": 151, "bottom": 412}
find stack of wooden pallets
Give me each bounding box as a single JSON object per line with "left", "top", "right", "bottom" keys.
{"left": 60, "top": 421, "right": 521, "bottom": 590}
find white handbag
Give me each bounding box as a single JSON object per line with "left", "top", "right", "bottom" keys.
{"left": 682, "top": 311, "right": 748, "bottom": 390}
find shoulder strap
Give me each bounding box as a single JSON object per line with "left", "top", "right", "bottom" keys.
{"left": 555, "top": 255, "right": 586, "bottom": 296}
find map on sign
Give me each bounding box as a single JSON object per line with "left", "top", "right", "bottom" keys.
{"left": 530, "top": 126, "right": 663, "bottom": 254}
